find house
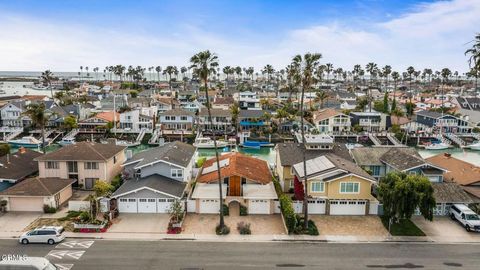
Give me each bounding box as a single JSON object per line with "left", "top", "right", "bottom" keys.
{"left": 275, "top": 141, "right": 352, "bottom": 192}
{"left": 212, "top": 97, "right": 235, "bottom": 110}
{"left": 191, "top": 152, "right": 277, "bottom": 214}
{"left": 415, "top": 110, "right": 472, "bottom": 134}
{"left": 349, "top": 111, "right": 390, "bottom": 132}
{"left": 452, "top": 97, "right": 480, "bottom": 126}
{"left": 181, "top": 100, "right": 203, "bottom": 113}
{"left": 119, "top": 109, "right": 154, "bottom": 131}
{"left": 152, "top": 97, "right": 178, "bottom": 114}
{"left": 159, "top": 108, "right": 195, "bottom": 132}
{"left": 238, "top": 110, "right": 270, "bottom": 131}
{"left": 312, "top": 108, "right": 351, "bottom": 134}
{"left": 0, "top": 177, "right": 75, "bottom": 212}
{"left": 128, "top": 97, "right": 151, "bottom": 109}
{"left": 426, "top": 153, "right": 480, "bottom": 201}
{"left": 79, "top": 111, "right": 120, "bottom": 129}
{"left": 99, "top": 96, "right": 128, "bottom": 110}
{"left": 340, "top": 100, "right": 357, "bottom": 110}
{"left": 0, "top": 148, "right": 43, "bottom": 191}
{"left": 34, "top": 142, "right": 126, "bottom": 189}
{"left": 112, "top": 141, "right": 195, "bottom": 213}
{"left": 292, "top": 154, "right": 379, "bottom": 215}
{"left": 197, "top": 108, "right": 233, "bottom": 132}
{"left": 0, "top": 102, "right": 24, "bottom": 127}
{"left": 238, "top": 91, "right": 261, "bottom": 110}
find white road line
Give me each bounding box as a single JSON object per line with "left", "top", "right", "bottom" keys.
{"left": 56, "top": 240, "right": 95, "bottom": 249}
{"left": 55, "top": 264, "right": 74, "bottom": 270}
{"left": 47, "top": 250, "right": 85, "bottom": 260}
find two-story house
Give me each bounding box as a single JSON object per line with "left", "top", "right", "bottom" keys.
{"left": 197, "top": 108, "right": 233, "bottom": 132}
{"left": 0, "top": 102, "right": 24, "bottom": 127}
{"left": 112, "top": 141, "right": 195, "bottom": 213}
{"left": 238, "top": 110, "right": 270, "bottom": 131}
{"left": 159, "top": 108, "right": 195, "bottom": 133}
{"left": 119, "top": 109, "right": 154, "bottom": 131}
{"left": 191, "top": 152, "right": 277, "bottom": 215}
{"left": 415, "top": 110, "right": 472, "bottom": 134}
{"left": 292, "top": 154, "right": 378, "bottom": 215}
{"left": 312, "top": 108, "right": 351, "bottom": 134}
{"left": 78, "top": 111, "right": 120, "bottom": 129}
{"left": 238, "top": 91, "right": 261, "bottom": 110}
{"left": 34, "top": 142, "right": 126, "bottom": 189}
{"left": 349, "top": 111, "right": 390, "bottom": 132}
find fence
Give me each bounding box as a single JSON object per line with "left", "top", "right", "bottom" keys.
{"left": 68, "top": 201, "right": 90, "bottom": 211}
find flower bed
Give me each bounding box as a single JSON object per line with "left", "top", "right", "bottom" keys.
{"left": 73, "top": 221, "right": 110, "bottom": 233}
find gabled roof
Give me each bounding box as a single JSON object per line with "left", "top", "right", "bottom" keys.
{"left": 126, "top": 141, "right": 195, "bottom": 169}
{"left": 276, "top": 142, "right": 352, "bottom": 166}
{"left": 0, "top": 149, "right": 42, "bottom": 181}
{"left": 112, "top": 174, "right": 186, "bottom": 199}
{"left": 239, "top": 110, "right": 265, "bottom": 118}
{"left": 0, "top": 177, "right": 75, "bottom": 197}
{"left": 162, "top": 108, "right": 194, "bottom": 116}
{"left": 313, "top": 108, "right": 346, "bottom": 121}
{"left": 416, "top": 110, "right": 443, "bottom": 119}
{"left": 35, "top": 142, "right": 126, "bottom": 161}
{"left": 198, "top": 108, "right": 232, "bottom": 117}
{"left": 426, "top": 154, "right": 480, "bottom": 186}
{"left": 197, "top": 152, "right": 272, "bottom": 184}
{"left": 432, "top": 182, "right": 475, "bottom": 203}
{"left": 379, "top": 148, "right": 427, "bottom": 171}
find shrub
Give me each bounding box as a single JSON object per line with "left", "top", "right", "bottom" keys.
{"left": 222, "top": 204, "right": 229, "bottom": 216}
{"left": 43, "top": 205, "right": 57, "bottom": 214}
{"left": 0, "top": 144, "right": 11, "bottom": 156}
{"left": 111, "top": 175, "right": 123, "bottom": 191}
{"left": 196, "top": 157, "right": 207, "bottom": 168}
{"left": 59, "top": 211, "right": 82, "bottom": 221}
{"left": 272, "top": 176, "right": 283, "bottom": 195}
{"left": 294, "top": 217, "right": 319, "bottom": 235}
{"left": 237, "top": 222, "right": 251, "bottom": 235}
{"left": 279, "top": 194, "right": 297, "bottom": 234}
{"left": 240, "top": 204, "right": 248, "bottom": 216}
{"left": 215, "top": 224, "right": 230, "bottom": 235}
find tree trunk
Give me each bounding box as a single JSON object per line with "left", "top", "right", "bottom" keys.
{"left": 300, "top": 85, "right": 309, "bottom": 229}
{"left": 41, "top": 125, "right": 46, "bottom": 154}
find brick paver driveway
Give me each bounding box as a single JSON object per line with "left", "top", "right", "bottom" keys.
{"left": 310, "top": 215, "right": 389, "bottom": 236}
{"left": 109, "top": 213, "right": 170, "bottom": 233}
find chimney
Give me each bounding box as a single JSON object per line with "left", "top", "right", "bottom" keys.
{"left": 19, "top": 147, "right": 26, "bottom": 154}
{"left": 444, "top": 152, "right": 451, "bottom": 158}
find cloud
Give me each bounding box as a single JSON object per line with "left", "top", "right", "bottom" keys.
{"left": 0, "top": 0, "right": 479, "bottom": 73}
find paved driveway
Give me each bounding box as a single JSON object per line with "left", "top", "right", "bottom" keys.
{"left": 109, "top": 214, "right": 170, "bottom": 233}
{"left": 413, "top": 216, "right": 480, "bottom": 242}
{"left": 0, "top": 212, "right": 41, "bottom": 232}
{"left": 182, "top": 214, "right": 287, "bottom": 235}
{"left": 310, "top": 215, "right": 389, "bottom": 236}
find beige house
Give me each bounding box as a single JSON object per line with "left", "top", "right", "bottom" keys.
{"left": 35, "top": 142, "right": 126, "bottom": 190}
{"left": 292, "top": 154, "right": 378, "bottom": 215}
{"left": 0, "top": 177, "right": 75, "bottom": 212}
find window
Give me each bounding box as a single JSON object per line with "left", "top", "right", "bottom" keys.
{"left": 224, "top": 177, "right": 229, "bottom": 184}
{"left": 371, "top": 166, "right": 381, "bottom": 176}
{"left": 241, "top": 177, "right": 247, "bottom": 185}
{"left": 181, "top": 116, "right": 187, "bottom": 121}
{"left": 84, "top": 162, "right": 99, "bottom": 170}
{"left": 165, "top": 116, "right": 171, "bottom": 121}
{"left": 340, "top": 182, "right": 360, "bottom": 193}
{"left": 171, "top": 168, "right": 183, "bottom": 178}
{"left": 113, "top": 156, "right": 117, "bottom": 164}
{"left": 310, "top": 182, "right": 324, "bottom": 192}
{"left": 45, "top": 161, "right": 59, "bottom": 169}
{"left": 139, "top": 199, "right": 147, "bottom": 202}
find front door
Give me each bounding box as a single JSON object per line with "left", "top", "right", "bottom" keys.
{"left": 85, "top": 178, "right": 97, "bottom": 190}
{"left": 229, "top": 176, "right": 241, "bottom": 196}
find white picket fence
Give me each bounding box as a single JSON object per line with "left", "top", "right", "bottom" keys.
{"left": 68, "top": 201, "right": 90, "bottom": 211}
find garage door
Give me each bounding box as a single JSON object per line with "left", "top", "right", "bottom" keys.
{"left": 157, "top": 198, "right": 175, "bottom": 213}
{"left": 118, "top": 198, "right": 137, "bottom": 213}
{"left": 9, "top": 197, "right": 44, "bottom": 212}
{"left": 308, "top": 199, "right": 326, "bottom": 214}
{"left": 200, "top": 199, "right": 220, "bottom": 214}
{"left": 248, "top": 199, "right": 270, "bottom": 214}
{"left": 330, "top": 200, "right": 366, "bottom": 215}
{"left": 138, "top": 198, "right": 157, "bottom": 213}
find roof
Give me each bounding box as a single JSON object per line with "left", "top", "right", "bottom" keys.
{"left": 243, "top": 183, "right": 278, "bottom": 199}
{"left": 0, "top": 177, "right": 75, "bottom": 197}
{"left": 379, "top": 148, "right": 427, "bottom": 171}
{"left": 198, "top": 108, "right": 232, "bottom": 117}
{"left": 95, "top": 111, "right": 119, "bottom": 122}
{"left": 416, "top": 110, "right": 443, "bottom": 119}
{"left": 391, "top": 116, "right": 411, "bottom": 126}
{"left": 426, "top": 154, "right": 480, "bottom": 186}
{"left": 239, "top": 110, "right": 265, "bottom": 118}
{"left": 461, "top": 186, "right": 480, "bottom": 200}
{"left": 313, "top": 108, "right": 344, "bottom": 121}
{"left": 112, "top": 174, "right": 186, "bottom": 198}
{"left": 35, "top": 142, "right": 126, "bottom": 161}
{"left": 22, "top": 95, "right": 48, "bottom": 101}
{"left": 126, "top": 141, "right": 195, "bottom": 169}
{"left": 0, "top": 149, "right": 43, "bottom": 181}
{"left": 213, "top": 97, "right": 234, "bottom": 105}
{"left": 191, "top": 183, "right": 227, "bottom": 199}
{"left": 197, "top": 152, "right": 272, "bottom": 184}
{"left": 432, "top": 182, "right": 475, "bottom": 204}
{"left": 276, "top": 142, "right": 352, "bottom": 166}
{"left": 162, "top": 108, "right": 194, "bottom": 116}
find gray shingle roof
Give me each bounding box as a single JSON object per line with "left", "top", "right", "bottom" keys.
{"left": 433, "top": 182, "right": 475, "bottom": 203}
{"left": 276, "top": 142, "right": 352, "bottom": 167}
{"left": 380, "top": 148, "right": 425, "bottom": 171}
{"left": 0, "top": 177, "right": 75, "bottom": 196}
{"left": 239, "top": 110, "right": 265, "bottom": 118}
{"left": 112, "top": 174, "right": 186, "bottom": 198}
{"left": 162, "top": 108, "right": 194, "bottom": 116}
{"left": 35, "top": 142, "right": 126, "bottom": 161}
{"left": 198, "top": 108, "right": 232, "bottom": 117}
{"left": 127, "top": 141, "right": 195, "bottom": 168}
{"left": 0, "top": 149, "right": 42, "bottom": 181}
{"left": 416, "top": 110, "right": 443, "bottom": 119}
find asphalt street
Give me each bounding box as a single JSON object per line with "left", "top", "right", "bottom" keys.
{"left": 0, "top": 239, "right": 479, "bottom": 270}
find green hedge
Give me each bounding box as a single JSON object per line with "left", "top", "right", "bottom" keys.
{"left": 279, "top": 194, "right": 296, "bottom": 234}
{"left": 222, "top": 204, "right": 229, "bottom": 216}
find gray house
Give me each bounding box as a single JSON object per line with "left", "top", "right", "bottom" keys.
{"left": 112, "top": 141, "right": 195, "bottom": 213}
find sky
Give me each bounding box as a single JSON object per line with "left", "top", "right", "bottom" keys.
{"left": 0, "top": 0, "right": 479, "bottom": 73}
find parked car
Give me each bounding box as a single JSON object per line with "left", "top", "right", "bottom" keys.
{"left": 449, "top": 204, "right": 480, "bottom": 232}
{"left": 0, "top": 256, "right": 57, "bottom": 270}
{"left": 19, "top": 226, "right": 66, "bottom": 245}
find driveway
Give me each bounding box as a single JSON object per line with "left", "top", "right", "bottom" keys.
{"left": 310, "top": 215, "right": 389, "bottom": 236}
{"left": 109, "top": 214, "right": 170, "bottom": 233}
{"left": 182, "top": 214, "right": 287, "bottom": 235}
{"left": 0, "top": 212, "right": 41, "bottom": 233}
{"left": 413, "top": 216, "right": 480, "bottom": 242}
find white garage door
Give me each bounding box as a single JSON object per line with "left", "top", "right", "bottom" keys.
{"left": 157, "top": 198, "right": 175, "bottom": 213}
{"left": 138, "top": 198, "right": 157, "bottom": 213}
{"left": 9, "top": 197, "right": 44, "bottom": 212}
{"left": 308, "top": 199, "right": 326, "bottom": 214}
{"left": 248, "top": 199, "right": 270, "bottom": 214}
{"left": 200, "top": 199, "right": 220, "bottom": 214}
{"left": 118, "top": 198, "right": 137, "bottom": 213}
{"left": 330, "top": 200, "right": 366, "bottom": 215}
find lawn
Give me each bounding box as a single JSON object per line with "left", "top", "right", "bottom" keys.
{"left": 381, "top": 217, "right": 426, "bottom": 236}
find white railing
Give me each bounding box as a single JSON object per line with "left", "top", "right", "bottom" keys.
{"left": 368, "top": 133, "right": 382, "bottom": 146}
{"left": 63, "top": 129, "right": 79, "bottom": 140}
{"left": 135, "top": 128, "right": 147, "bottom": 143}
{"left": 386, "top": 133, "right": 403, "bottom": 146}
{"left": 4, "top": 129, "right": 23, "bottom": 141}
{"left": 444, "top": 133, "right": 465, "bottom": 146}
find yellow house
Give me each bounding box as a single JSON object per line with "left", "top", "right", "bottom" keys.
{"left": 292, "top": 154, "right": 378, "bottom": 215}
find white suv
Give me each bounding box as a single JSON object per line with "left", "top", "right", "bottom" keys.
{"left": 19, "top": 226, "right": 66, "bottom": 245}
{"left": 449, "top": 204, "right": 480, "bottom": 232}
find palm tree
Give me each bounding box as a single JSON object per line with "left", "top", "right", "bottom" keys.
{"left": 465, "top": 33, "right": 480, "bottom": 91}
{"left": 315, "top": 91, "right": 329, "bottom": 109}
{"left": 79, "top": 66, "right": 83, "bottom": 82}
{"left": 93, "top": 67, "right": 99, "bottom": 81}
{"left": 23, "top": 103, "right": 49, "bottom": 154}
{"left": 262, "top": 64, "right": 275, "bottom": 84}
{"left": 440, "top": 68, "right": 451, "bottom": 112}
{"left": 382, "top": 65, "right": 392, "bottom": 92}
{"left": 41, "top": 70, "right": 55, "bottom": 100}
{"left": 353, "top": 64, "right": 362, "bottom": 91}
{"left": 366, "top": 63, "right": 378, "bottom": 112}
{"left": 391, "top": 71, "right": 400, "bottom": 111}
{"left": 235, "top": 66, "right": 242, "bottom": 81}
{"left": 223, "top": 66, "right": 231, "bottom": 81}
{"left": 292, "top": 52, "right": 322, "bottom": 230}
{"left": 189, "top": 50, "right": 225, "bottom": 230}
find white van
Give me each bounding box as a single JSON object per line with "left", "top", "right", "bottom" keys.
{"left": 0, "top": 257, "right": 57, "bottom": 270}
{"left": 19, "top": 226, "right": 65, "bottom": 245}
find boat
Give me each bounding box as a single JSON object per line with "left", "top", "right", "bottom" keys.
{"left": 424, "top": 142, "right": 450, "bottom": 150}
{"left": 241, "top": 140, "right": 274, "bottom": 149}
{"left": 116, "top": 140, "right": 141, "bottom": 147}
{"left": 345, "top": 143, "right": 363, "bottom": 150}
{"left": 7, "top": 136, "right": 45, "bottom": 148}
{"left": 58, "top": 138, "right": 76, "bottom": 146}
{"left": 31, "top": 84, "right": 49, "bottom": 90}
{"left": 467, "top": 141, "right": 480, "bottom": 150}
{"left": 193, "top": 137, "right": 229, "bottom": 149}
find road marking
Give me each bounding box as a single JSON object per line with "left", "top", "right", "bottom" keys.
{"left": 56, "top": 240, "right": 95, "bottom": 249}
{"left": 47, "top": 250, "right": 85, "bottom": 260}
{"left": 55, "top": 264, "right": 74, "bottom": 270}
